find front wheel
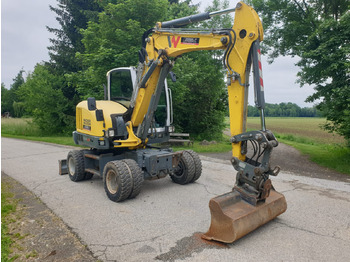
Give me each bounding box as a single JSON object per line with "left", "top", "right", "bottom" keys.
{"left": 103, "top": 160, "right": 132, "bottom": 202}
{"left": 170, "top": 151, "right": 195, "bottom": 185}
{"left": 122, "top": 159, "right": 144, "bottom": 199}
{"left": 67, "top": 150, "right": 85, "bottom": 182}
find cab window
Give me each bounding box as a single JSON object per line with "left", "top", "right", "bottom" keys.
{"left": 110, "top": 70, "right": 133, "bottom": 102}
{"left": 154, "top": 88, "right": 167, "bottom": 127}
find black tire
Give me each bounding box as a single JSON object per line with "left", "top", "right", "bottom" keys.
{"left": 170, "top": 151, "right": 195, "bottom": 185}
{"left": 67, "top": 150, "right": 86, "bottom": 182}
{"left": 103, "top": 160, "right": 132, "bottom": 202}
{"left": 187, "top": 150, "right": 202, "bottom": 182}
{"left": 84, "top": 173, "right": 94, "bottom": 180}
{"left": 122, "top": 159, "right": 144, "bottom": 199}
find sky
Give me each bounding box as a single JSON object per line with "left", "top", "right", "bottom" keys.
{"left": 1, "top": 0, "right": 316, "bottom": 107}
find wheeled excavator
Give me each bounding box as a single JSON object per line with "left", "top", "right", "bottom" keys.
{"left": 59, "top": 2, "right": 287, "bottom": 243}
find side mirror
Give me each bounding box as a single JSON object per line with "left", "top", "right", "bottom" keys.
{"left": 87, "top": 97, "right": 97, "bottom": 111}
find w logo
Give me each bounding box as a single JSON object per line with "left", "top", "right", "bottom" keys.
{"left": 168, "top": 36, "right": 180, "bottom": 48}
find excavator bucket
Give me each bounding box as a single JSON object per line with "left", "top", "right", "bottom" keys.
{"left": 202, "top": 189, "right": 287, "bottom": 243}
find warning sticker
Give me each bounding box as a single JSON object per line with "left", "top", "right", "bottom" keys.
{"left": 83, "top": 119, "right": 91, "bottom": 131}
{"left": 181, "top": 37, "right": 200, "bottom": 45}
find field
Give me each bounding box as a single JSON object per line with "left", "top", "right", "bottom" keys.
{"left": 247, "top": 117, "right": 345, "bottom": 144}
{"left": 2, "top": 117, "right": 349, "bottom": 174}
{"left": 246, "top": 117, "right": 349, "bottom": 174}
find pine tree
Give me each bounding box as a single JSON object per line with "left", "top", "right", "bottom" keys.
{"left": 47, "top": 0, "right": 102, "bottom": 74}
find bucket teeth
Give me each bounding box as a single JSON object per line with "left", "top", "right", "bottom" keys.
{"left": 202, "top": 189, "right": 287, "bottom": 243}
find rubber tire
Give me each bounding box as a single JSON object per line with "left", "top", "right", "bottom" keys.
{"left": 103, "top": 160, "right": 132, "bottom": 202}
{"left": 84, "top": 173, "right": 94, "bottom": 180}
{"left": 67, "top": 150, "right": 86, "bottom": 182}
{"left": 187, "top": 150, "right": 202, "bottom": 182}
{"left": 170, "top": 150, "right": 195, "bottom": 185}
{"left": 122, "top": 159, "right": 144, "bottom": 199}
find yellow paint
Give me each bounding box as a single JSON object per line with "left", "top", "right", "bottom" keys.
{"left": 76, "top": 100, "right": 142, "bottom": 148}
{"left": 225, "top": 2, "right": 263, "bottom": 160}
{"left": 76, "top": 100, "right": 126, "bottom": 137}
{"left": 134, "top": 1, "right": 264, "bottom": 160}
{"left": 131, "top": 65, "right": 162, "bottom": 126}
{"left": 112, "top": 122, "right": 142, "bottom": 149}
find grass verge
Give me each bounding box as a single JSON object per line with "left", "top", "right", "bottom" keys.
{"left": 1, "top": 133, "right": 76, "bottom": 147}
{"left": 1, "top": 180, "right": 18, "bottom": 262}
{"left": 1, "top": 118, "right": 75, "bottom": 146}
{"left": 276, "top": 133, "right": 350, "bottom": 174}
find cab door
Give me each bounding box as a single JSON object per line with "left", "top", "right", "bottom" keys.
{"left": 106, "top": 67, "right": 173, "bottom": 143}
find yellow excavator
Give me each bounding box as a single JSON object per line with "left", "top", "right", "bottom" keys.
{"left": 59, "top": 2, "right": 287, "bottom": 243}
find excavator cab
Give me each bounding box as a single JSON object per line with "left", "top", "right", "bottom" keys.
{"left": 106, "top": 67, "right": 174, "bottom": 144}
{"left": 107, "top": 68, "right": 134, "bottom": 107}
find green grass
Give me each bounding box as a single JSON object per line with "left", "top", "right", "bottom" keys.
{"left": 1, "top": 118, "right": 41, "bottom": 137}
{"left": 1, "top": 134, "right": 76, "bottom": 146}
{"left": 1, "top": 118, "right": 75, "bottom": 146}
{"left": 1, "top": 181, "right": 18, "bottom": 262}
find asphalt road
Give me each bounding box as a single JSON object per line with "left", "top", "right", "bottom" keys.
{"left": 2, "top": 137, "right": 350, "bottom": 262}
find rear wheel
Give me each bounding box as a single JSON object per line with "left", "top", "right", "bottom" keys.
{"left": 67, "top": 150, "right": 85, "bottom": 182}
{"left": 170, "top": 151, "right": 195, "bottom": 185}
{"left": 122, "top": 159, "right": 144, "bottom": 199}
{"left": 103, "top": 160, "right": 132, "bottom": 202}
{"left": 187, "top": 150, "right": 202, "bottom": 182}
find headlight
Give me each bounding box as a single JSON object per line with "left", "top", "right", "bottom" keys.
{"left": 169, "top": 126, "right": 175, "bottom": 133}
{"left": 108, "top": 129, "right": 115, "bottom": 138}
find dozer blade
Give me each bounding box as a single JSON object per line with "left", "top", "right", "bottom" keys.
{"left": 202, "top": 189, "right": 287, "bottom": 243}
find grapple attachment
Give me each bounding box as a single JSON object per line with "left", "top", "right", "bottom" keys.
{"left": 203, "top": 130, "right": 287, "bottom": 243}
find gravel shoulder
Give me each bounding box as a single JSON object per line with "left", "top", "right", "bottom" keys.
{"left": 200, "top": 142, "right": 349, "bottom": 182}
{"left": 1, "top": 172, "right": 97, "bottom": 262}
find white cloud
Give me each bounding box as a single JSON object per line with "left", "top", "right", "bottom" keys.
{"left": 1, "top": 0, "right": 58, "bottom": 87}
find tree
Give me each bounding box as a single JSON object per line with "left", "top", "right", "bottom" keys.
{"left": 248, "top": 0, "right": 350, "bottom": 143}
{"left": 47, "top": 0, "right": 102, "bottom": 74}
{"left": 1, "top": 70, "right": 25, "bottom": 117}
{"left": 67, "top": 0, "right": 169, "bottom": 99}
{"left": 168, "top": 0, "right": 232, "bottom": 140}
{"left": 1, "top": 83, "right": 11, "bottom": 115}
{"left": 169, "top": 51, "right": 227, "bottom": 140}
{"left": 18, "top": 64, "right": 74, "bottom": 134}
{"left": 247, "top": 103, "right": 322, "bottom": 117}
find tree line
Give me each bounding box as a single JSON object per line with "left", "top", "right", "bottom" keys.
{"left": 1, "top": 0, "right": 349, "bottom": 144}
{"left": 247, "top": 103, "right": 322, "bottom": 117}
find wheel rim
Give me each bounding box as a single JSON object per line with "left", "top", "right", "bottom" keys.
{"left": 68, "top": 157, "right": 75, "bottom": 176}
{"left": 106, "top": 170, "right": 118, "bottom": 194}
{"left": 174, "top": 160, "right": 185, "bottom": 177}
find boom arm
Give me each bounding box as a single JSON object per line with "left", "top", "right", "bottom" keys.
{"left": 126, "top": 2, "right": 279, "bottom": 203}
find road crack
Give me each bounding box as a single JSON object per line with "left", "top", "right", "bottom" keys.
{"left": 90, "top": 233, "right": 167, "bottom": 260}
{"left": 196, "top": 182, "right": 219, "bottom": 196}
{"left": 275, "top": 221, "right": 349, "bottom": 242}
